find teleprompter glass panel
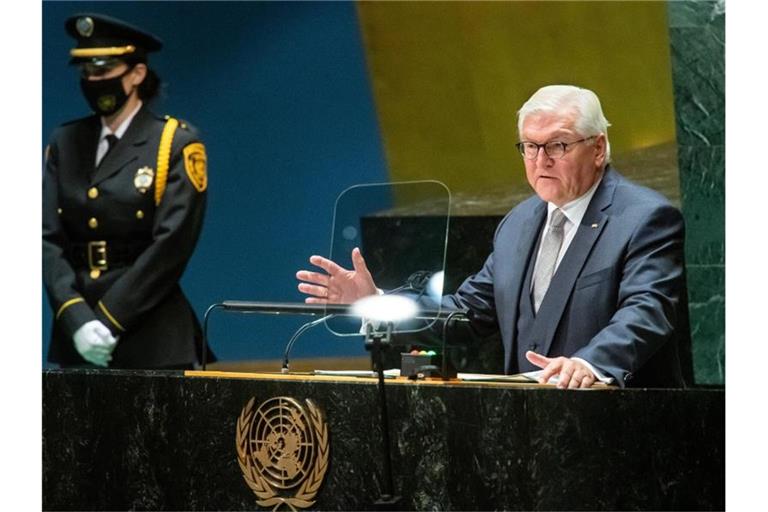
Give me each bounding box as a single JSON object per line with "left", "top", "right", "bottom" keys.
{"left": 324, "top": 181, "right": 450, "bottom": 337}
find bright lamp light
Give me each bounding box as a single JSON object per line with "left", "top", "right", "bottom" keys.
{"left": 427, "top": 271, "right": 444, "bottom": 300}
{"left": 351, "top": 294, "right": 419, "bottom": 323}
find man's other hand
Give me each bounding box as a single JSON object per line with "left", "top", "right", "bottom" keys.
{"left": 296, "top": 247, "right": 378, "bottom": 304}
{"left": 526, "top": 351, "right": 597, "bottom": 389}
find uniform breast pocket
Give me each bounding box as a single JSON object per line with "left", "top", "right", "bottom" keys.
{"left": 575, "top": 266, "right": 614, "bottom": 291}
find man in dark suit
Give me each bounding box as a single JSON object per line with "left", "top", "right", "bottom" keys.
{"left": 296, "top": 85, "right": 687, "bottom": 388}
{"left": 43, "top": 13, "right": 210, "bottom": 369}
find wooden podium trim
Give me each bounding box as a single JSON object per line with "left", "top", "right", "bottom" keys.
{"left": 184, "top": 370, "right": 611, "bottom": 389}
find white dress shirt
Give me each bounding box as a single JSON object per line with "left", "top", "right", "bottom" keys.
{"left": 94, "top": 101, "right": 143, "bottom": 167}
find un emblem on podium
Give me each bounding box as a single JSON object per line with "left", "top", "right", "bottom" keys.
{"left": 236, "top": 397, "right": 330, "bottom": 510}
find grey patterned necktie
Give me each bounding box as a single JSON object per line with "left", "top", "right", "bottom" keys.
{"left": 532, "top": 208, "right": 567, "bottom": 312}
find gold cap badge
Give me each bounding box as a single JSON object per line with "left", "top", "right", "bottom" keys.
{"left": 76, "top": 17, "right": 94, "bottom": 38}
{"left": 134, "top": 166, "right": 155, "bottom": 194}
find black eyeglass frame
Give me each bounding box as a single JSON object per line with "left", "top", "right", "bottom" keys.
{"left": 515, "top": 136, "right": 597, "bottom": 160}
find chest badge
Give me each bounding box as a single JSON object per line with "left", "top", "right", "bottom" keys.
{"left": 134, "top": 166, "right": 155, "bottom": 194}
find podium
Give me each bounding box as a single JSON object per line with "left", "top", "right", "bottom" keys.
{"left": 43, "top": 369, "right": 723, "bottom": 510}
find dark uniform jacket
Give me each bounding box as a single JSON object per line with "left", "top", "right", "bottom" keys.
{"left": 43, "top": 105, "right": 210, "bottom": 368}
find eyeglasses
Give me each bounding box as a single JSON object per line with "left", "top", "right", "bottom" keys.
{"left": 515, "top": 136, "right": 596, "bottom": 160}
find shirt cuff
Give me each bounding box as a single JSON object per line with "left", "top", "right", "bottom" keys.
{"left": 572, "top": 357, "right": 615, "bottom": 384}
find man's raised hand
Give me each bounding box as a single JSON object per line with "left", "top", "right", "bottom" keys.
{"left": 296, "top": 247, "right": 377, "bottom": 304}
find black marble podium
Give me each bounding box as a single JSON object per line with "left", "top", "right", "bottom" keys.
{"left": 43, "top": 370, "right": 723, "bottom": 510}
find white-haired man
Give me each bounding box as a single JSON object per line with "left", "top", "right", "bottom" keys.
{"left": 297, "top": 85, "right": 688, "bottom": 389}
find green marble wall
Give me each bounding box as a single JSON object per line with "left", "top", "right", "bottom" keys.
{"left": 668, "top": 1, "right": 725, "bottom": 385}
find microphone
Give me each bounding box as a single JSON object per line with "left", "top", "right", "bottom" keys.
{"left": 281, "top": 314, "right": 335, "bottom": 373}
{"left": 221, "top": 301, "right": 350, "bottom": 315}
{"left": 203, "top": 274, "right": 447, "bottom": 371}
{"left": 201, "top": 301, "right": 346, "bottom": 371}
{"left": 386, "top": 270, "right": 433, "bottom": 296}
{"left": 280, "top": 271, "right": 435, "bottom": 373}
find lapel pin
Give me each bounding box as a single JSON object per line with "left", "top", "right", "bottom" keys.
{"left": 591, "top": 223, "right": 598, "bottom": 228}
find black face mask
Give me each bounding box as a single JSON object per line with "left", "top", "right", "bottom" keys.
{"left": 80, "top": 68, "right": 132, "bottom": 116}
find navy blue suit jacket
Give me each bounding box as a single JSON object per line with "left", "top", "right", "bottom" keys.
{"left": 443, "top": 167, "right": 688, "bottom": 387}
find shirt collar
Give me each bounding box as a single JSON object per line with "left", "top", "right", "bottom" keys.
{"left": 546, "top": 169, "right": 604, "bottom": 227}
{"left": 99, "top": 101, "right": 143, "bottom": 141}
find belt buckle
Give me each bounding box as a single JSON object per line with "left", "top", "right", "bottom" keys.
{"left": 87, "top": 241, "right": 108, "bottom": 271}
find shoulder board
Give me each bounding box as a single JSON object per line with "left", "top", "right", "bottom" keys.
{"left": 161, "top": 114, "right": 198, "bottom": 134}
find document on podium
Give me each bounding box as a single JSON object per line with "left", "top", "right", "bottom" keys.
{"left": 457, "top": 371, "right": 549, "bottom": 383}
{"left": 313, "top": 369, "right": 401, "bottom": 378}
{"left": 458, "top": 371, "right": 614, "bottom": 387}
{"left": 312, "top": 370, "right": 550, "bottom": 382}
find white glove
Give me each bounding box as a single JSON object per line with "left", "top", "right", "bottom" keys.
{"left": 73, "top": 320, "right": 118, "bottom": 367}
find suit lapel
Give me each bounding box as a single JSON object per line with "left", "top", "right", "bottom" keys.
{"left": 91, "top": 106, "right": 152, "bottom": 185}
{"left": 531, "top": 168, "right": 618, "bottom": 356}
{"left": 506, "top": 200, "right": 547, "bottom": 349}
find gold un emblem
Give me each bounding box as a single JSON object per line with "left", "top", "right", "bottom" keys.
{"left": 236, "top": 396, "right": 329, "bottom": 510}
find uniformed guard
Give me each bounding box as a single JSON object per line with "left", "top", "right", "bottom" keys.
{"left": 43, "top": 13, "right": 212, "bottom": 369}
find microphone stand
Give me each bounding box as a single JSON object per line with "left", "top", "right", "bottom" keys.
{"left": 201, "top": 301, "right": 346, "bottom": 371}
{"left": 201, "top": 299, "right": 455, "bottom": 370}
{"left": 281, "top": 314, "right": 335, "bottom": 373}
{"left": 364, "top": 321, "right": 401, "bottom": 509}
{"left": 201, "top": 303, "right": 225, "bottom": 371}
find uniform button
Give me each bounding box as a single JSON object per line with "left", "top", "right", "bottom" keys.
{"left": 88, "top": 217, "right": 98, "bottom": 229}
{"left": 57, "top": 208, "right": 62, "bottom": 215}
{"left": 88, "top": 187, "right": 99, "bottom": 199}
{"left": 136, "top": 210, "right": 144, "bottom": 219}
{"left": 90, "top": 269, "right": 101, "bottom": 279}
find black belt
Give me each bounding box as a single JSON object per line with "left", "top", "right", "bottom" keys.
{"left": 69, "top": 240, "right": 148, "bottom": 271}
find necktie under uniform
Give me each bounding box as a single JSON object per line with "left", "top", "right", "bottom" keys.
{"left": 96, "top": 134, "right": 119, "bottom": 167}
{"left": 532, "top": 208, "right": 567, "bottom": 312}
